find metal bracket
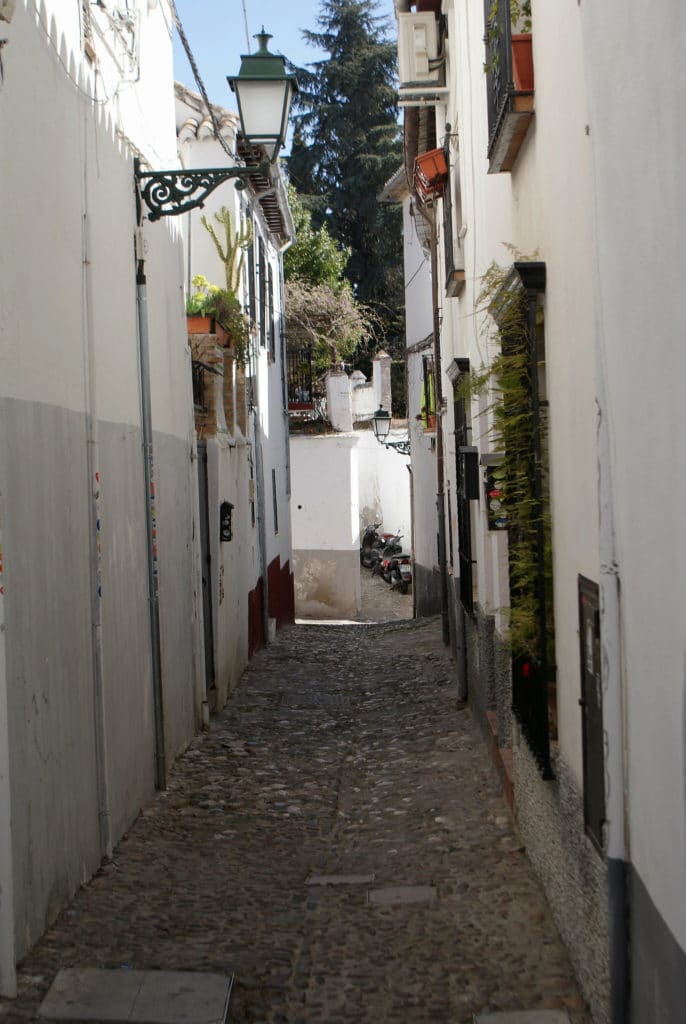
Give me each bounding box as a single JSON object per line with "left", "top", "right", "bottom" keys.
{"left": 383, "top": 439, "right": 411, "bottom": 456}
{"left": 135, "top": 162, "right": 269, "bottom": 221}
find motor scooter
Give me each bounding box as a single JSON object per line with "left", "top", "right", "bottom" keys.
{"left": 360, "top": 522, "right": 382, "bottom": 567}
{"left": 376, "top": 541, "right": 412, "bottom": 594}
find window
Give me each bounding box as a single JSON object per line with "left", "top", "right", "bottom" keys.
{"left": 287, "top": 345, "right": 314, "bottom": 410}
{"left": 483, "top": 0, "right": 534, "bottom": 173}
{"left": 267, "top": 264, "right": 275, "bottom": 360}
{"left": 442, "top": 146, "right": 465, "bottom": 297}
{"left": 579, "top": 576, "right": 605, "bottom": 854}
{"left": 258, "top": 238, "right": 266, "bottom": 348}
{"left": 421, "top": 355, "right": 435, "bottom": 429}
{"left": 247, "top": 236, "right": 256, "bottom": 329}
{"left": 453, "top": 359, "right": 476, "bottom": 614}
{"left": 272, "top": 468, "right": 279, "bottom": 534}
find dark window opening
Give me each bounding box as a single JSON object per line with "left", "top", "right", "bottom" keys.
{"left": 272, "top": 468, "right": 279, "bottom": 534}
{"left": 579, "top": 575, "right": 605, "bottom": 854}
{"left": 453, "top": 358, "right": 475, "bottom": 614}
{"left": 268, "top": 264, "right": 275, "bottom": 360}
{"left": 258, "top": 238, "right": 266, "bottom": 348}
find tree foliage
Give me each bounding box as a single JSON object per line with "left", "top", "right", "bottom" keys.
{"left": 287, "top": 0, "right": 404, "bottom": 352}
{"left": 283, "top": 184, "right": 350, "bottom": 291}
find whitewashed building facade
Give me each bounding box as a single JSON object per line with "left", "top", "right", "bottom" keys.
{"left": 393, "top": 0, "right": 686, "bottom": 1020}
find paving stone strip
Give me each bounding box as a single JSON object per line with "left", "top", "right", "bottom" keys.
{"left": 1, "top": 616, "right": 591, "bottom": 1024}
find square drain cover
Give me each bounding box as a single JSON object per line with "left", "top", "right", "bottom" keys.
{"left": 38, "top": 968, "right": 233, "bottom": 1024}
{"left": 367, "top": 885, "right": 437, "bottom": 905}
{"left": 474, "top": 1013, "right": 571, "bottom": 1024}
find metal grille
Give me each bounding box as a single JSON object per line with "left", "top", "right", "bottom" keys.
{"left": 287, "top": 346, "right": 314, "bottom": 410}
{"left": 453, "top": 360, "right": 474, "bottom": 614}
{"left": 484, "top": 0, "right": 514, "bottom": 154}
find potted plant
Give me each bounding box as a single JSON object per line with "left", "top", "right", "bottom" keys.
{"left": 205, "top": 286, "right": 251, "bottom": 364}
{"left": 485, "top": 0, "right": 533, "bottom": 91}
{"left": 186, "top": 275, "right": 215, "bottom": 334}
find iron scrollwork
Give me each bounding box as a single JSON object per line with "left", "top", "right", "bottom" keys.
{"left": 135, "top": 163, "right": 268, "bottom": 221}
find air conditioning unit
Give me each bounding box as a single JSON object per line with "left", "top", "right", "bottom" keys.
{"left": 397, "top": 12, "right": 440, "bottom": 86}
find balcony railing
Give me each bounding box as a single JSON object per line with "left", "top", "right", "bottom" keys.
{"left": 287, "top": 345, "right": 314, "bottom": 411}
{"left": 484, "top": 0, "right": 534, "bottom": 173}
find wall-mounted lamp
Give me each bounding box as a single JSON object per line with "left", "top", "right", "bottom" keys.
{"left": 371, "top": 406, "right": 411, "bottom": 456}
{"left": 135, "top": 28, "right": 297, "bottom": 221}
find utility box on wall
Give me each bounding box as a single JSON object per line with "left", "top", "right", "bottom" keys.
{"left": 397, "top": 12, "right": 440, "bottom": 84}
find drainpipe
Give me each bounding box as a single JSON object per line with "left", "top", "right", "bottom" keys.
{"left": 429, "top": 213, "right": 450, "bottom": 646}
{"left": 81, "top": 134, "right": 112, "bottom": 856}
{"left": 597, "top": 354, "right": 630, "bottom": 1023}
{"left": 0, "top": 498, "right": 16, "bottom": 998}
{"left": 134, "top": 168, "right": 166, "bottom": 789}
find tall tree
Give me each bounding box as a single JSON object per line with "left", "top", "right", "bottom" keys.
{"left": 287, "top": 0, "right": 404, "bottom": 352}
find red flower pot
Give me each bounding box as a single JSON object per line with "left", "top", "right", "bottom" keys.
{"left": 186, "top": 315, "right": 215, "bottom": 334}
{"left": 511, "top": 34, "right": 534, "bottom": 92}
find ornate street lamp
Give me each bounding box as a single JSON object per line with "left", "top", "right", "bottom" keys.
{"left": 371, "top": 406, "right": 411, "bottom": 456}
{"left": 228, "top": 29, "right": 296, "bottom": 163}
{"left": 135, "top": 28, "right": 297, "bottom": 221}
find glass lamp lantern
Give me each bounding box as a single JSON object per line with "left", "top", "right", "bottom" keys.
{"left": 228, "top": 29, "right": 298, "bottom": 163}
{"left": 372, "top": 406, "right": 392, "bottom": 442}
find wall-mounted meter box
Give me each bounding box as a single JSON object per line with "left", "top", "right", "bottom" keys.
{"left": 397, "top": 12, "right": 440, "bottom": 85}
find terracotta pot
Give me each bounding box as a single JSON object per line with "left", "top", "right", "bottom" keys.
{"left": 511, "top": 34, "right": 534, "bottom": 92}
{"left": 186, "top": 314, "right": 215, "bottom": 334}
{"left": 414, "top": 148, "right": 449, "bottom": 195}
{"left": 415, "top": 0, "right": 441, "bottom": 12}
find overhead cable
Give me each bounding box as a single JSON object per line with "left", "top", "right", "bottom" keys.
{"left": 169, "top": 0, "right": 237, "bottom": 161}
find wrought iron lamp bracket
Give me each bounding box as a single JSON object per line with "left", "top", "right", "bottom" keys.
{"left": 135, "top": 160, "right": 269, "bottom": 221}
{"left": 382, "top": 439, "right": 411, "bottom": 456}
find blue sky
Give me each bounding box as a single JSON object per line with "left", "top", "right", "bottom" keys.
{"left": 172, "top": 0, "right": 397, "bottom": 150}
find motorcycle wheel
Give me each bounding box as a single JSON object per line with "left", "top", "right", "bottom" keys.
{"left": 400, "top": 581, "right": 409, "bottom": 595}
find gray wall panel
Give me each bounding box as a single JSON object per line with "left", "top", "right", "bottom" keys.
{"left": 2, "top": 398, "right": 101, "bottom": 957}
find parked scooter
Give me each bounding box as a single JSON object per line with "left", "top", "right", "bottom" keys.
{"left": 374, "top": 535, "right": 412, "bottom": 594}
{"left": 372, "top": 534, "right": 405, "bottom": 582}
{"left": 360, "top": 522, "right": 382, "bottom": 567}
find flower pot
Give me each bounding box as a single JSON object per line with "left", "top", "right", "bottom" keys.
{"left": 186, "top": 314, "right": 215, "bottom": 334}
{"left": 511, "top": 34, "right": 534, "bottom": 92}
{"left": 414, "top": 148, "right": 448, "bottom": 197}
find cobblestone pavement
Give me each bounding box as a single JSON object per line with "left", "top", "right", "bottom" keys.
{"left": 356, "top": 567, "right": 413, "bottom": 622}
{"left": 1, "top": 617, "right": 591, "bottom": 1024}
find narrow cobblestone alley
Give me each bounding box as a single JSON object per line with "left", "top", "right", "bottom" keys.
{"left": 1, "top": 617, "right": 590, "bottom": 1024}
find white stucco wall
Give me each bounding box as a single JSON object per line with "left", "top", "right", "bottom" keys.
{"left": 0, "top": 0, "right": 200, "bottom": 982}
{"left": 581, "top": 0, "right": 686, "bottom": 968}
{"left": 356, "top": 429, "right": 411, "bottom": 546}
{"left": 439, "top": 0, "right": 598, "bottom": 783}
{"left": 290, "top": 435, "right": 360, "bottom": 619}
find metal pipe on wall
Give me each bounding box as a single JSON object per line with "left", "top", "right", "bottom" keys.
{"left": 429, "top": 213, "right": 450, "bottom": 646}
{"left": 133, "top": 186, "right": 167, "bottom": 790}
{"left": 82, "top": 118, "right": 112, "bottom": 857}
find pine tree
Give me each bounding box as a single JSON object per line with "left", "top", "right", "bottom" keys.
{"left": 287, "top": 0, "right": 404, "bottom": 351}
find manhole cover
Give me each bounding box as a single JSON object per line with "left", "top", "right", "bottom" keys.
{"left": 306, "top": 873, "right": 375, "bottom": 885}
{"left": 474, "top": 1014, "right": 571, "bottom": 1024}
{"left": 38, "top": 968, "right": 233, "bottom": 1024}
{"left": 283, "top": 692, "right": 351, "bottom": 709}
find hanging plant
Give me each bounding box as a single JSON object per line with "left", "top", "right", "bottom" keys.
{"left": 460, "top": 251, "right": 554, "bottom": 666}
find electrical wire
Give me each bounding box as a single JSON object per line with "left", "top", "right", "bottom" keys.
{"left": 241, "top": 0, "right": 251, "bottom": 50}
{"left": 169, "top": 0, "right": 237, "bottom": 161}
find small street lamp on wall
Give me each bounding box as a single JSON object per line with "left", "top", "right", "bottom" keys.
{"left": 371, "top": 406, "right": 411, "bottom": 456}
{"left": 135, "top": 28, "right": 297, "bottom": 221}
